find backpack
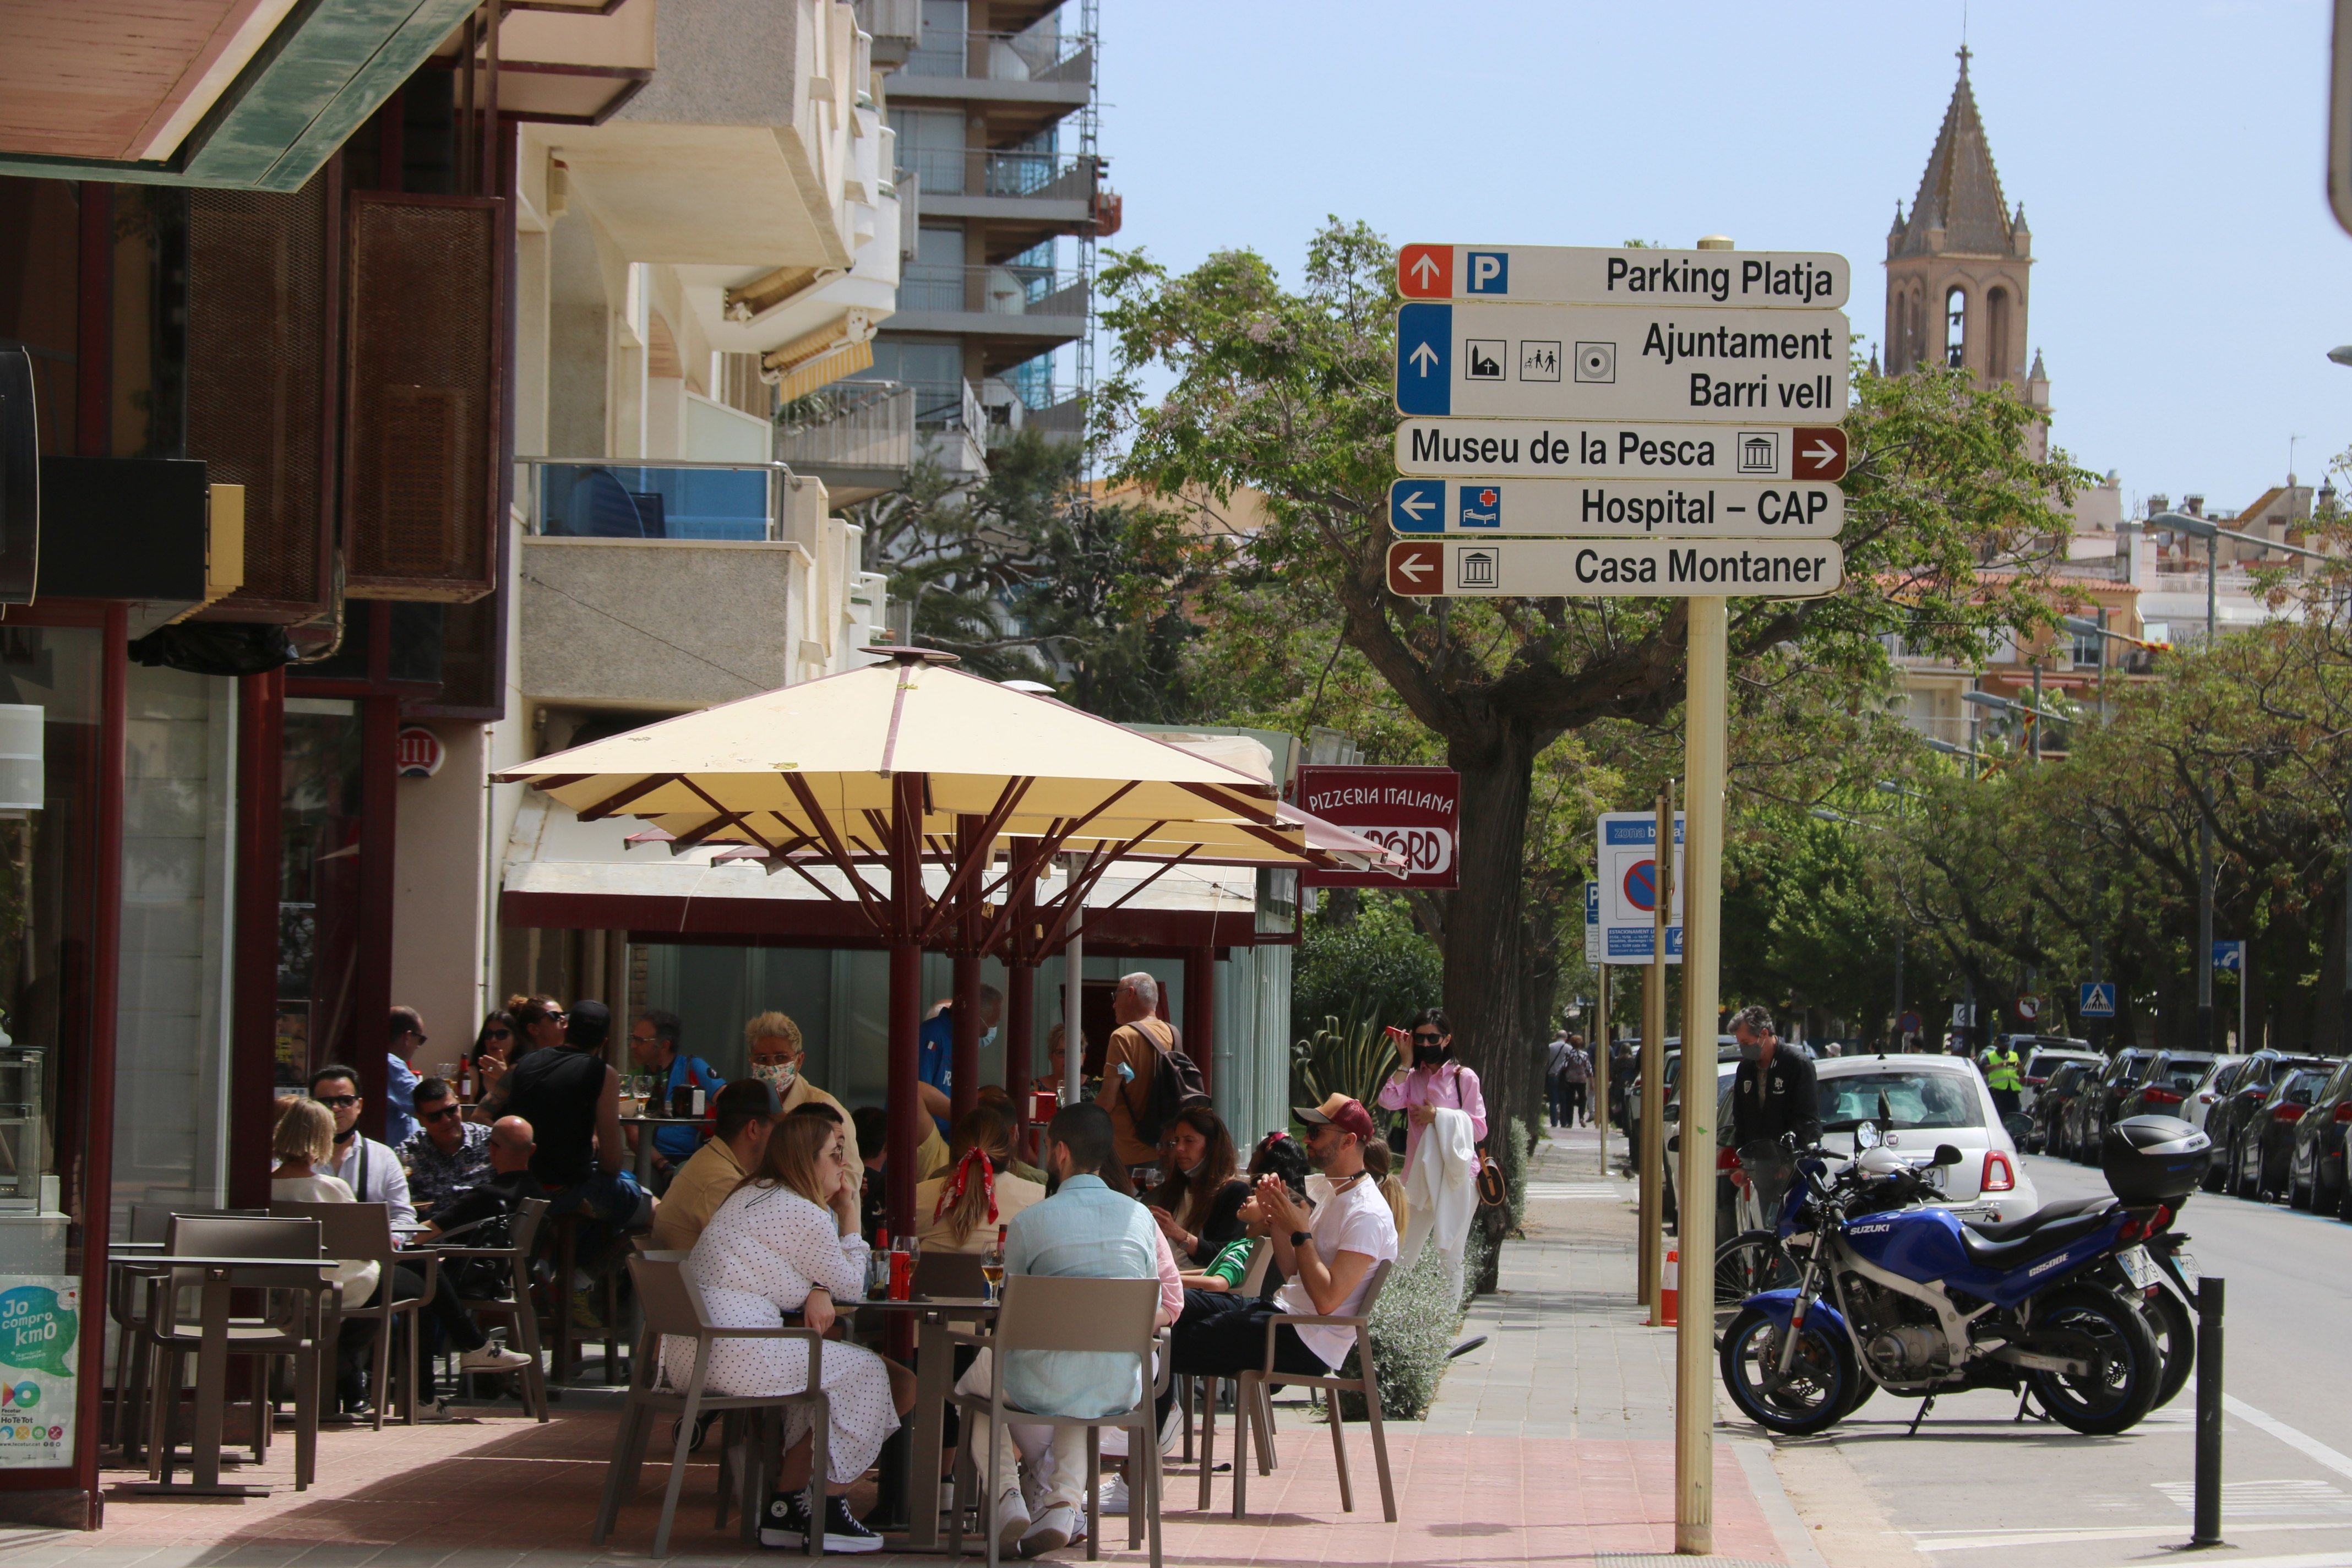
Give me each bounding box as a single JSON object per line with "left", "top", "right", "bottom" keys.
{"left": 1130, "top": 1019, "right": 1209, "bottom": 1146}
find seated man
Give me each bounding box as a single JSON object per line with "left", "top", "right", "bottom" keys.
{"left": 967, "top": 1103, "right": 1168, "bottom": 1558}
{"left": 649, "top": 1079, "right": 779, "bottom": 1254}
{"left": 312, "top": 1064, "right": 417, "bottom": 1228}
{"left": 402, "top": 1077, "right": 493, "bottom": 1217}
{"left": 498, "top": 1000, "right": 648, "bottom": 1326}
{"left": 424, "top": 1116, "right": 541, "bottom": 1244}
{"left": 1172, "top": 1094, "right": 1398, "bottom": 1385}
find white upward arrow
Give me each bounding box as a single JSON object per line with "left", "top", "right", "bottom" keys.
{"left": 1397, "top": 490, "right": 1434, "bottom": 521}
{"left": 1408, "top": 253, "right": 1442, "bottom": 286}
{"left": 1804, "top": 438, "right": 1839, "bottom": 467}
{"left": 1408, "top": 340, "right": 1440, "bottom": 377}
{"left": 1395, "top": 552, "right": 1434, "bottom": 584}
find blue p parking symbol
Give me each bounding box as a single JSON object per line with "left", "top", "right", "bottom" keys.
{"left": 1466, "top": 252, "right": 1508, "bottom": 294}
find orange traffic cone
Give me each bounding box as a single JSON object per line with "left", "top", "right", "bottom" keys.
{"left": 1656, "top": 1248, "right": 1680, "bottom": 1327}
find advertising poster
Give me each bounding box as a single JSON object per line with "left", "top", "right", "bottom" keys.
{"left": 0, "top": 1279, "right": 77, "bottom": 1468}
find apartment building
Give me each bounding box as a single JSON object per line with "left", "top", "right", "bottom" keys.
{"left": 852, "top": 0, "right": 1115, "bottom": 471}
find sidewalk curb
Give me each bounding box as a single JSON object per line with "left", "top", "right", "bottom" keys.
{"left": 1733, "top": 1438, "right": 1831, "bottom": 1568}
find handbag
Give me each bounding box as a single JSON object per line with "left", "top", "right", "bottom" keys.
{"left": 1474, "top": 1147, "right": 1507, "bottom": 1208}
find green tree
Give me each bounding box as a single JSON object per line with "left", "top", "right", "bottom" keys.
{"left": 1098, "top": 219, "right": 2084, "bottom": 1170}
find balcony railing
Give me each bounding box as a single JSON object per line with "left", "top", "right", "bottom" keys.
{"left": 903, "top": 148, "right": 1098, "bottom": 200}
{"left": 899, "top": 263, "right": 1088, "bottom": 318}
{"left": 518, "top": 458, "right": 792, "bottom": 541}
{"left": 774, "top": 381, "right": 914, "bottom": 472}
{"left": 903, "top": 28, "right": 1091, "bottom": 84}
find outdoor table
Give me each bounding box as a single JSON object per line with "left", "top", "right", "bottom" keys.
{"left": 107, "top": 1252, "right": 332, "bottom": 1496}
{"left": 852, "top": 1294, "right": 999, "bottom": 1550}
{"left": 619, "top": 1114, "right": 706, "bottom": 1185}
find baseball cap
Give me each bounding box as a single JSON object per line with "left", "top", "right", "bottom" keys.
{"left": 1293, "top": 1092, "right": 1376, "bottom": 1144}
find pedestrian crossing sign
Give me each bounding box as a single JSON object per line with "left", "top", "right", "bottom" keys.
{"left": 2078, "top": 981, "right": 2116, "bottom": 1019}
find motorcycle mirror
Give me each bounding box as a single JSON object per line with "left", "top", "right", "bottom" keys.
{"left": 1932, "top": 1144, "right": 1963, "bottom": 1167}
{"left": 1856, "top": 1120, "right": 1881, "bottom": 1150}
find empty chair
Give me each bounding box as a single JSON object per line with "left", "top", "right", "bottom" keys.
{"left": 271, "top": 1201, "right": 435, "bottom": 1426}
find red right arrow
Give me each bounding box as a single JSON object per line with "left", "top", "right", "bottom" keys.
{"left": 1791, "top": 426, "right": 1848, "bottom": 481}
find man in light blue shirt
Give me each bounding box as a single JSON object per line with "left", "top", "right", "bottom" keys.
{"left": 386, "top": 1007, "right": 427, "bottom": 1147}
{"left": 978, "top": 1102, "right": 1158, "bottom": 1558}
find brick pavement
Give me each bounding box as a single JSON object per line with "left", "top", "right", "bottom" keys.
{"left": 0, "top": 1126, "right": 1803, "bottom": 1567}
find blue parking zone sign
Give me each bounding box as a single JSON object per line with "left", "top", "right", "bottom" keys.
{"left": 2078, "top": 982, "right": 2116, "bottom": 1019}
{"left": 2213, "top": 941, "right": 2246, "bottom": 973}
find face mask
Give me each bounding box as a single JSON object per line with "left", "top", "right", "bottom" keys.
{"left": 754, "top": 1061, "right": 798, "bottom": 1090}
{"left": 1738, "top": 1035, "right": 1764, "bottom": 1062}
{"left": 1413, "top": 1044, "right": 1445, "bottom": 1068}
{"left": 979, "top": 1027, "right": 998, "bottom": 1049}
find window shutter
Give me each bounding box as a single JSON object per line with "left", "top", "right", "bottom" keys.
{"left": 342, "top": 191, "right": 505, "bottom": 602}
{"left": 186, "top": 166, "right": 339, "bottom": 622}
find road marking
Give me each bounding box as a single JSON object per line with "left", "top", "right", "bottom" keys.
{"left": 1523, "top": 1183, "right": 1626, "bottom": 1200}
{"left": 2153, "top": 1478, "right": 2352, "bottom": 1517}
{"left": 1913, "top": 1521, "right": 2352, "bottom": 1551}
{"left": 2225, "top": 1393, "right": 2352, "bottom": 1483}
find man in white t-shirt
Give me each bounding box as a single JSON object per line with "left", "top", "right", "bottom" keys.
{"left": 1171, "top": 1092, "right": 1399, "bottom": 1379}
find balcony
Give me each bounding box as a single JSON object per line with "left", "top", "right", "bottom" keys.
{"left": 889, "top": 262, "right": 1088, "bottom": 346}
{"left": 888, "top": 28, "right": 1093, "bottom": 131}
{"left": 774, "top": 382, "right": 916, "bottom": 505}
{"left": 518, "top": 459, "right": 885, "bottom": 706}
{"left": 979, "top": 386, "right": 1086, "bottom": 450}
{"left": 905, "top": 149, "right": 1103, "bottom": 241}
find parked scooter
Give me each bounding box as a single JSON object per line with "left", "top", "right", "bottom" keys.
{"left": 1718, "top": 1115, "right": 2210, "bottom": 1436}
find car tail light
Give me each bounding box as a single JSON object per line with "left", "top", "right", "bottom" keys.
{"left": 2334, "top": 1102, "right": 2352, "bottom": 1124}
{"left": 2279, "top": 1104, "right": 2309, "bottom": 1122}
{"left": 2143, "top": 1087, "right": 2183, "bottom": 1107}
{"left": 1982, "top": 1151, "right": 2016, "bottom": 1191}
{"left": 2026, "top": 1076, "right": 2048, "bottom": 1087}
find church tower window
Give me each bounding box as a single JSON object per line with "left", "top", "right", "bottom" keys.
{"left": 1945, "top": 286, "right": 1967, "bottom": 369}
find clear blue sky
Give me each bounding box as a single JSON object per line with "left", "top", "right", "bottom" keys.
{"left": 1096, "top": 0, "right": 2352, "bottom": 513}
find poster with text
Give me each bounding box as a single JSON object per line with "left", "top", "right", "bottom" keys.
{"left": 0, "top": 1279, "right": 78, "bottom": 1468}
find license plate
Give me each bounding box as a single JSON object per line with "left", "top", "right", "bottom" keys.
{"left": 2117, "top": 1246, "right": 2161, "bottom": 1289}
{"left": 2171, "top": 1249, "right": 2199, "bottom": 1291}
{"left": 1922, "top": 1163, "right": 1946, "bottom": 1190}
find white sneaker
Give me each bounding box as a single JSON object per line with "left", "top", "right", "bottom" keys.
{"left": 993, "top": 1489, "right": 1031, "bottom": 1556}
{"left": 1098, "top": 1473, "right": 1129, "bottom": 1516}
{"left": 1018, "top": 1503, "right": 1077, "bottom": 1558}
{"left": 1019, "top": 1467, "right": 1049, "bottom": 1521}
{"left": 459, "top": 1345, "right": 533, "bottom": 1373}
{"left": 1159, "top": 1404, "right": 1182, "bottom": 1454}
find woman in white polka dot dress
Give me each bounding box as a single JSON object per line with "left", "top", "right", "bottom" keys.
{"left": 671, "top": 1110, "right": 911, "bottom": 1551}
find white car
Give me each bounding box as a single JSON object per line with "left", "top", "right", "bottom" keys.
{"left": 1815, "top": 1053, "right": 2039, "bottom": 1226}
{"left": 2019, "top": 1043, "right": 2100, "bottom": 1115}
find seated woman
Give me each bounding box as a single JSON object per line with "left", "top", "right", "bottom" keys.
{"left": 1175, "top": 1130, "right": 1313, "bottom": 1317}
{"left": 270, "top": 1098, "right": 528, "bottom": 1415}
{"left": 676, "top": 1110, "right": 915, "bottom": 1553}
{"left": 915, "top": 1107, "right": 1048, "bottom": 1254}
{"left": 1146, "top": 1106, "right": 1251, "bottom": 1268}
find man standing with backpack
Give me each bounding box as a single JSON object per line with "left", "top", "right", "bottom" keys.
{"left": 1097, "top": 971, "right": 1205, "bottom": 1185}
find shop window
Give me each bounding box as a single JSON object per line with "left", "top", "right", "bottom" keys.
{"left": 278, "top": 699, "right": 365, "bottom": 1090}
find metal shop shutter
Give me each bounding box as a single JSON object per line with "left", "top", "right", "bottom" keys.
{"left": 186, "top": 166, "right": 339, "bottom": 622}
{"left": 342, "top": 191, "right": 505, "bottom": 602}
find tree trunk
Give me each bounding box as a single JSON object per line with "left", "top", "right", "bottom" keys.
{"left": 1444, "top": 726, "right": 1539, "bottom": 1188}
{"left": 2315, "top": 872, "right": 2346, "bottom": 1053}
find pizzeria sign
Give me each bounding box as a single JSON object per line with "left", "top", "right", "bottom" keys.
{"left": 1294, "top": 764, "right": 1460, "bottom": 890}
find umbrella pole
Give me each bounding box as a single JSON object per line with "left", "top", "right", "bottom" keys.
{"left": 1005, "top": 960, "right": 1035, "bottom": 1144}
{"left": 888, "top": 940, "right": 922, "bottom": 1246}
{"left": 951, "top": 952, "right": 982, "bottom": 1126}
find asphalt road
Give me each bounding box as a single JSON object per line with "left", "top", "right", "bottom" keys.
{"left": 1760, "top": 1150, "right": 2352, "bottom": 1568}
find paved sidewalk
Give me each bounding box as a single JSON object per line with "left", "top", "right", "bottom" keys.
{"left": 0, "top": 1125, "right": 1810, "bottom": 1567}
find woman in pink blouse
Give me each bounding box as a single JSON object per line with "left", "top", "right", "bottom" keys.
{"left": 1376, "top": 1008, "right": 1487, "bottom": 1169}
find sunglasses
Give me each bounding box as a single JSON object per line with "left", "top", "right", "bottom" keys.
{"left": 1411, "top": 1031, "right": 1444, "bottom": 1044}
{"left": 421, "top": 1103, "right": 465, "bottom": 1123}
{"left": 316, "top": 1094, "right": 360, "bottom": 1109}
{"left": 483, "top": 1028, "right": 511, "bottom": 1041}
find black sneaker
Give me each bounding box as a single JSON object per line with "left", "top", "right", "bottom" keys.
{"left": 823, "top": 1495, "right": 885, "bottom": 1554}
{"left": 759, "top": 1490, "right": 813, "bottom": 1550}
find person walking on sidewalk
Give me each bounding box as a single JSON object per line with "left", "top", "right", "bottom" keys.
{"left": 1543, "top": 1028, "right": 1575, "bottom": 1128}
{"left": 1561, "top": 1033, "right": 1593, "bottom": 1126}
{"left": 1377, "top": 1008, "right": 1487, "bottom": 1171}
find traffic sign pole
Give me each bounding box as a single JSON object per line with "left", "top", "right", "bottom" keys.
{"left": 1639, "top": 784, "right": 1670, "bottom": 1321}
{"left": 1676, "top": 596, "right": 1725, "bottom": 1556}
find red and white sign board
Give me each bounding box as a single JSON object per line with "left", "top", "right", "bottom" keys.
{"left": 1295, "top": 764, "right": 1460, "bottom": 889}
{"left": 395, "top": 726, "right": 445, "bottom": 778}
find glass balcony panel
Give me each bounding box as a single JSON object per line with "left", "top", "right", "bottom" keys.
{"left": 531, "top": 462, "right": 773, "bottom": 541}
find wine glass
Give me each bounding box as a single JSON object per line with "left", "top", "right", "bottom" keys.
{"left": 979, "top": 1239, "right": 1006, "bottom": 1304}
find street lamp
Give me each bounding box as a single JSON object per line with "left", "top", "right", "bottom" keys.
{"left": 1961, "top": 687, "right": 2069, "bottom": 764}
{"left": 2150, "top": 509, "right": 2342, "bottom": 1052}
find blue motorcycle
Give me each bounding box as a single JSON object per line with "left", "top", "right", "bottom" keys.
{"left": 1718, "top": 1116, "right": 2209, "bottom": 1436}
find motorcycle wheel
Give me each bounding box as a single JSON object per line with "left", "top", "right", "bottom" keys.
{"left": 2139, "top": 1288, "right": 2195, "bottom": 1411}
{"left": 1719, "top": 1305, "right": 1859, "bottom": 1436}
{"left": 2026, "top": 1286, "right": 2163, "bottom": 1435}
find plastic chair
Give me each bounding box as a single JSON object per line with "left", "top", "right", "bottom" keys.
{"left": 425, "top": 1195, "right": 551, "bottom": 1419}
{"left": 946, "top": 1274, "right": 1164, "bottom": 1568}
{"left": 271, "top": 1201, "right": 438, "bottom": 1427}
{"left": 1218, "top": 1259, "right": 1396, "bottom": 1522}
{"left": 548, "top": 1209, "right": 628, "bottom": 1385}
{"left": 108, "top": 1205, "right": 266, "bottom": 1457}
{"left": 593, "top": 1253, "right": 833, "bottom": 1556}
{"left": 138, "top": 1215, "right": 332, "bottom": 1491}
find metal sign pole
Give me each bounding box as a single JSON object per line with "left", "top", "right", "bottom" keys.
{"left": 1676, "top": 595, "right": 1728, "bottom": 1555}
{"left": 1594, "top": 967, "right": 1610, "bottom": 1175}
{"left": 1641, "top": 786, "right": 1672, "bottom": 1321}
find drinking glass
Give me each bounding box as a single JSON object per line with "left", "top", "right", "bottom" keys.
{"left": 979, "top": 1242, "right": 1006, "bottom": 1305}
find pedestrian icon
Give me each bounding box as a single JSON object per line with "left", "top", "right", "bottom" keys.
{"left": 2078, "top": 982, "right": 2116, "bottom": 1019}
{"left": 1573, "top": 341, "right": 1616, "bottom": 383}
{"left": 1518, "top": 340, "right": 1560, "bottom": 382}
{"left": 1736, "top": 432, "right": 1777, "bottom": 473}
{"left": 1466, "top": 340, "right": 1506, "bottom": 380}
{"left": 1457, "top": 547, "right": 1498, "bottom": 587}
{"left": 1458, "top": 484, "right": 1501, "bottom": 528}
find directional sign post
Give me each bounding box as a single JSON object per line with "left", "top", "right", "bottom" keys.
{"left": 1396, "top": 243, "right": 1850, "bottom": 310}
{"left": 1395, "top": 420, "right": 1847, "bottom": 481}
{"left": 1389, "top": 476, "right": 1843, "bottom": 538}
{"left": 1385, "top": 537, "right": 1842, "bottom": 597}
{"left": 1395, "top": 302, "right": 1849, "bottom": 421}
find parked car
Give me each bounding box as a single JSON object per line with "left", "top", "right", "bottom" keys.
{"left": 2115, "top": 1050, "right": 2220, "bottom": 1123}
{"left": 1814, "top": 1052, "right": 2038, "bottom": 1224}
{"left": 2231, "top": 1066, "right": 2333, "bottom": 1201}
{"left": 2182, "top": 1055, "right": 2251, "bottom": 1139}
{"left": 2207, "top": 1050, "right": 2338, "bottom": 1194}
{"left": 2026, "top": 1059, "right": 2097, "bottom": 1155}
{"left": 2285, "top": 1057, "right": 2352, "bottom": 1218}
{"left": 2018, "top": 1040, "right": 2099, "bottom": 1114}
{"left": 2071, "top": 1047, "right": 2163, "bottom": 1163}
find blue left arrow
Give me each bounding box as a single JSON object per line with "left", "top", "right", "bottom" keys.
{"left": 1395, "top": 303, "right": 1451, "bottom": 415}
{"left": 1390, "top": 480, "right": 1444, "bottom": 533}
